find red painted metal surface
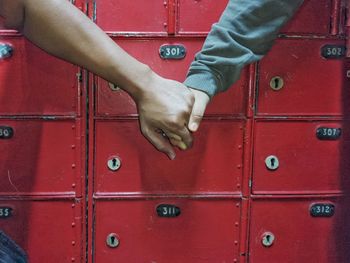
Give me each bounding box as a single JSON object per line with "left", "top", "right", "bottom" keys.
{"left": 0, "top": 36, "right": 79, "bottom": 116}
{"left": 0, "top": 199, "right": 83, "bottom": 263}
{"left": 252, "top": 120, "right": 350, "bottom": 194}
{"left": 176, "top": 0, "right": 332, "bottom": 36}
{"left": 176, "top": 0, "right": 228, "bottom": 35}
{"left": 280, "top": 0, "right": 332, "bottom": 35}
{"left": 249, "top": 197, "right": 349, "bottom": 263}
{"left": 257, "top": 38, "right": 349, "bottom": 116}
{"left": 94, "top": 0, "right": 168, "bottom": 34}
{"left": 93, "top": 198, "right": 241, "bottom": 263}
{"left": 96, "top": 38, "right": 249, "bottom": 117}
{"left": 0, "top": 119, "right": 82, "bottom": 196}
{"left": 94, "top": 120, "right": 244, "bottom": 195}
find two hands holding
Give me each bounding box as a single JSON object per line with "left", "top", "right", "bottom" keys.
{"left": 134, "top": 73, "right": 210, "bottom": 160}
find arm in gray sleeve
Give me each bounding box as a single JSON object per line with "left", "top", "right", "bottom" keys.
{"left": 184, "top": 0, "right": 303, "bottom": 97}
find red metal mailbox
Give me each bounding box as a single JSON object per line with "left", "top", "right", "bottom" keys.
{"left": 94, "top": 0, "right": 168, "bottom": 34}
{"left": 252, "top": 120, "right": 350, "bottom": 194}
{"left": 249, "top": 197, "right": 349, "bottom": 263}
{"left": 0, "top": 200, "right": 82, "bottom": 263}
{"left": 94, "top": 120, "right": 244, "bottom": 195}
{"left": 0, "top": 36, "right": 79, "bottom": 116}
{"left": 0, "top": 119, "right": 82, "bottom": 196}
{"left": 96, "top": 38, "right": 249, "bottom": 117}
{"left": 257, "top": 39, "right": 349, "bottom": 116}
{"left": 93, "top": 198, "right": 241, "bottom": 263}
{"left": 176, "top": 0, "right": 228, "bottom": 35}
{"left": 177, "top": 0, "right": 332, "bottom": 35}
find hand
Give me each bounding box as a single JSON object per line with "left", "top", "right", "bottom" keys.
{"left": 188, "top": 88, "right": 210, "bottom": 132}
{"left": 135, "top": 73, "right": 195, "bottom": 160}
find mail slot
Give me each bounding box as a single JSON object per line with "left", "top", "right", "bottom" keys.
{"left": 94, "top": 120, "right": 244, "bottom": 194}
{"left": 0, "top": 200, "right": 82, "bottom": 262}
{"left": 249, "top": 198, "right": 350, "bottom": 263}
{"left": 0, "top": 36, "right": 79, "bottom": 116}
{"left": 95, "top": 38, "right": 249, "bottom": 117}
{"left": 257, "top": 39, "right": 349, "bottom": 116}
{"left": 0, "top": 119, "right": 81, "bottom": 196}
{"left": 252, "top": 120, "right": 350, "bottom": 194}
{"left": 94, "top": 0, "right": 168, "bottom": 34}
{"left": 177, "top": 0, "right": 332, "bottom": 35}
{"left": 94, "top": 198, "right": 241, "bottom": 262}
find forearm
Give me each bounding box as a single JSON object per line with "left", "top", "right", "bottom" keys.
{"left": 184, "top": 0, "right": 303, "bottom": 97}
{"left": 0, "top": 0, "right": 150, "bottom": 99}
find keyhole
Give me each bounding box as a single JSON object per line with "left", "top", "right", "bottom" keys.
{"left": 270, "top": 158, "right": 275, "bottom": 168}
{"left": 270, "top": 76, "right": 284, "bottom": 91}
{"left": 106, "top": 233, "right": 119, "bottom": 248}
{"left": 112, "top": 158, "right": 117, "bottom": 167}
{"left": 266, "top": 235, "right": 271, "bottom": 243}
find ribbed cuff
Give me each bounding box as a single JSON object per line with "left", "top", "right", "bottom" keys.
{"left": 184, "top": 70, "right": 220, "bottom": 99}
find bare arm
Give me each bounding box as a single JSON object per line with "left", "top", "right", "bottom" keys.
{"left": 0, "top": 0, "right": 193, "bottom": 159}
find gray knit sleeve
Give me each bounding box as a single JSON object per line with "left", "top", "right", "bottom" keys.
{"left": 184, "top": 0, "right": 304, "bottom": 97}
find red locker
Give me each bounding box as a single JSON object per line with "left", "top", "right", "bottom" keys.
{"left": 252, "top": 120, "right": 350, "bottom": 194}
{"left": 94, "top": 198, "right": 241, "bottom": 263}
{"left": 94, "top": 0, "right": 168, "bottom": 34}
{"left": 0, "top": 37, "right": 79, "bottom": 116}
{"left": 94, "top": 120, "right": 244, "bottom": 194}
{"left": 176, "top": 0, "right": 333, "bottom": 35}
{"left": 0, "top": 119, "right": 82, "bottom": 196}
{"left": 249, "top": 198, "right": 350, "bottom": 263}
{"left": 257, "top": 39, "right": 349, "bottom": 116}
{"left": 95, "top": 38, "right": 249, "bottom": 117}
{"left": 0, "top": 200, "right": 83, "bottom": 262}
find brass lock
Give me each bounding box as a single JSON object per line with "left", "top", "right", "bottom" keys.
{"left": 265, "top": 155, "right": 279, "bottom": 171}
{"left": 108, "top": 82, "right": 120, "bottom": 91}
{"left": 261, "top": 232, "right": 275, "bottom": 247}
{"left": 270, "top": 76, "right": 284, "bottom": 91}
{"left": 107, "top": 157, "right": 121, "bottom": 171}
{"left": 106, "top": 233, "right": 120, "bottom": 248}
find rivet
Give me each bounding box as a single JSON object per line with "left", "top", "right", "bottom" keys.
{"left": 71, "top": 204, "right": 76, "bottom": 208}
{"left": 72, "top": 241, "right": 76, "bottom": 246}
{"left": 71, "top": 145, "right": 76, "bottom": 149}
{"left": 71, "top": 258, "right": 75, "bottom": 262}
{"left": 72, "top": 184, "right": 76, "bottom": 188}
{"left": 235, "top": 222, "right": 239, "bottom": 227}
{"left": 238, "top": 145, "right": 242, "bottom": 149}
{"left": 236, "top": 203, "right": 240, "bottom": 207}
{"left": 234, "top": 240, "right": 238, "bottom": 245}
{"left": 236, "top": 184, "right": 241, "bottom": 189}
{"left": 71, "top": 164, "right": 76, "bottom": 168}
{"left": 71, "top": 222, "right": 76, "bottom": 227}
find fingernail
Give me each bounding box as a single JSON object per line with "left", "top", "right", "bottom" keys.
{"left": 169, "top": 152, "right": 176, "bottom": 160}
{"left": 190, "top": 123, "right": 198, "bottom": 131}
{"left": 179, "top": 142, "right": 187, "bottom": 150}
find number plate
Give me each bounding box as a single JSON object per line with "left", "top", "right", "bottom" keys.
{"left": 159, "top": 45, "right": 186, "bottom": 60}
{"left": 316, "top": 127, "right": 341, "bottom": 140}
{"left": 0, "top": 126, "right": 14, "bottom": 139}
{"left": 156, "top": 204, "right": 181, "bottom": 218}
{"left": 310, "top": 203, "right": 335, "bottom": 217}
{"left": 0, "top": 207, "right": 13, "bottom": 219}
{"left": 321, "top": 45, "right": 346, "bottom": 59}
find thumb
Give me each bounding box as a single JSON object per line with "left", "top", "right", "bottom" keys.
{"left": 188, "top": 89, "right": 210, "bottom": 132}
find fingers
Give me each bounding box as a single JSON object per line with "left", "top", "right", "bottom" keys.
{"left": 188, "top": 89, "right": 210, "bottom": 132}
{"left": 141, "top": 125, "right": 176, "bottom": 160}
